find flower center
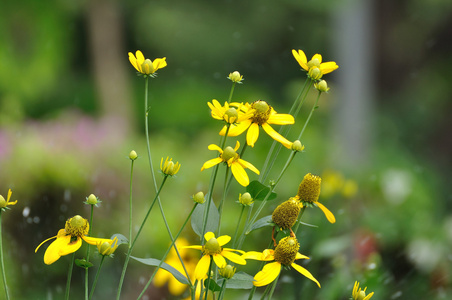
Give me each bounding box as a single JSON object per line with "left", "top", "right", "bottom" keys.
{"left": 251, "top": 100, "right": 271, "bottom": 125}
{"left": 224, "top": 108, "right": 238, "bottom": 123}
{"left": 297, "top": 173, "right": 321, "bottom": 203}
{"left": 307, "top": 58, "right": 320, "bottom": 69}
{"left": 65, "top": 215, "right": 89, "bottom": 237}
{"left": 203, "top": 237, "right": 221, "bottom": 255}
{"left": 272, "top": 198, "right": 301, "bottom": 229}
{"left": 273, "top": 237, "right": 300, "bottom": 266}
{"left": 141, "top": 59, "right": 155, "bottom": 74}
{"left": 221, "top": 146, "right": 237, "bottom": 162}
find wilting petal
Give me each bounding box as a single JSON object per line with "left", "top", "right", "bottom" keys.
{"left": 213, "top": 254, "right": 226, "bottom": 268}
{"left": 316, "top": 202, "right": 336, "bottom": 223}
{"left": 216, "top": 235, "right": 231, "bottom": 246}
{"left": 320, "top": 62, "right": 339, "bottom": 74}
{"left": 246, "top": 123, "right": 260, "bottom": 147}
{"left": 231, "top": 163, "right": 249, "bottom": 186}
{"left": 262, "top": 123, "right": 292, "bottom": 149}
{"left": 291, "top": 263, "right": 321, "bottom": 288}
{"left": 253, "top": 262, "right": 281, "bottom": 287}
{"left": 194, "top": 255, "right": 211, "bottom": 280}
{"left": 201, "top": 158, "right": 222, "bottom": 171}
{"left": 222, "top": 250, "right": 246, "bottom": 265}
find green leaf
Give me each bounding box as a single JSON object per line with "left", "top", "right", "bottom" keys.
{"left": 191, "top": 198, "right": 219, "bottom": 238}
{"left": 217, "top": 272, "right": 255, "bottom": 289}
{"left": 204, "top": 278, "right": 221, "bottom": 292}
{"left": 130, "top": 256, "right": 190, "bottom": 285}
{"left": 246, "top": 215, "right": 273, "bottom": 235}
{"left": 75, "top": 258, "right": 93, "bottom": 269}
{"left": 246, "top": 180, "right": 277, "bottom": 201}
{"left": 111, "top": 233, "right": 129, "bottom": 246}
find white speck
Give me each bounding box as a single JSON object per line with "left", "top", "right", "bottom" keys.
{"left": 23, "top": 207, "right": 30, "bottom": 217}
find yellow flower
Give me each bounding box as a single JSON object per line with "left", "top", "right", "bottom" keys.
{"left": 227, "top": 71, "right": 244, "bottom": 83}
{"left": 201, "top": 141, "right": 259, "bottom": 186}
{"left": 35, "top": 215, "right": 113, "bottom": 265}
{"left": 221, "top": 101, "right": 294, "bottom": 149}
{"left": 292, "top": 49, "right": 338, "bottom": 80}
{"left": 243, "top": 236, "right": 320, "bottom": 287}
{"left": 160, "top": 157, "right": 181, "bottom": 176}
{"left": 208, "top": 100, "right": 254, "bottom": 124}
{"left": 183, "top": 232, "right": 246, "bottom": 281}
{"left": 295, "top": 173, "right": 336, "bottom": 223}
{"left": 352, "top": 281, "right": 374, "bottom": 300}
{"left": 128, "top": 50, "right": 167, "bottom": 76}
{"left": 0, "top": 189, "right": 17, "bottom": 209}
{"left": 97, "top": 236, "right": 119, "bottom": 256}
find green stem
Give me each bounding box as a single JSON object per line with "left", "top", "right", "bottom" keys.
{"left": 129, "top": 159, "right": 135, "bottom": 249}
{"left": 296, "top": 90, "right": 322, "bottom": 142}
{"left": 85, "top": 205, "right": 94, "bottom": 300}
{"left": 136, "top": 204, "right": 199, "bottom": 299}
{"left": 0, "top": 212, "right": 10, "bottom": 300}
{"left": 218, "top": 278, "right": 228, "bottom": 300}
{"left": 267, "top": 272, "right": 280, "bottom": 300}
{"left": 203, "top": 257, "right": 214, "bottom": 300}
{"left": 232, "top": 206, "right": 245, "bottom": 248}
{"left": 217, "top": 166, "right": 230, "bottom": 236}
{"left": 292, "top": 206, "right": 307, "bottom": 235}
{"left": 228, "top": 82, "right": 236, "bottom": 102}
{"left": 260, "top": 284, "right": 272, "bottom": 300}
{"left": 88, "top": 256, "right": 105, "bottom": 300}
{"left": 65, "top": 253, "right": 75, "bottom": 300}
{"left": 116, "top": 176, "right": 168, "bottom": 300}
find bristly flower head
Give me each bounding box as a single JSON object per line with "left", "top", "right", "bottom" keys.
{"left": 243, "top": 236, "right": 320, "bottom": 287}
{"left": 272, "top": 197, "right": 301, "bottom": 230}
{"left": 128, "top": 50, "right": 167, "bottom": 77}
{"left": 160, "top": 157, "right": 181, "bottom": 176}
{"left": 228, "top": 71, "right": 244, "bottom": 83}
{"left": 220, "top": 100, "right": 294, "bottom": 149}
{"left": 0, "top": 189, "right": 17, "bottom": 210}
{"left": 352, "top": 281, "right": 374, "bottom": 300}
{"left": 296, "top": 173, "right": 336, "bottom": 223}
{"left": 201, "top": 141, "right": 259, "bottom": 187}
{"left": 292, "top": 49, "right": 338, "bottom": 80}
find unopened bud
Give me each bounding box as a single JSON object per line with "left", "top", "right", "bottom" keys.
{"left": 129, "top": 150, "right": 138, "bottom": 160}
{"left": 86, "top": 194, "right": 98, "bottom": 205}
{"left": 193, "top": 192, "right": 205, "bottom": 204}
{"left": 291, "top": 140, "right": 305, "bottom": 152}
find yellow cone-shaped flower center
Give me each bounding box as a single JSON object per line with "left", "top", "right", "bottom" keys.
{"left": 307, "top": 58, "right": 320, "bottom": 69}
{"left": 272, "top": 198, "right": 301, "bottom": 229}
{"left": 297, "top": 173, "right": 321, "bottom": 203}
{"left": 0, "top": 195, "right": 6, "bottom": 208}
{"left": 203, "top": 237, "right": 221, "bottom": 255}
{"left": 141, "top": 59, "right": 155, "bottom": 75}
{"left": 274, "top": 237, "right": 300, "bottom": 266}
{"left": 222, "top": 146, "right": 237, "bottom": 162}
{"left": 224, "top": 108, "right": 238, "bottom": 123}
{"left": 251, "top": 100, "right": 271, "bottom": 125}
{"left": 65, "top": 215, "right": 89, "bottom": 237}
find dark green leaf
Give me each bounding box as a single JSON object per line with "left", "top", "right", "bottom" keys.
{"left": 246, "top": 215, "right": 273, "bottom": 235}
{"left": 191, "top": 198, "right": 219, "bottom": 238}
{"left": 204, "top": 278, "right": 221, "bottom": 292}
{"left": 246, "top": 180, "right": 277, "bottom": 201}
{"left": 130, "top": 256, "right": 189, "bottom": 285}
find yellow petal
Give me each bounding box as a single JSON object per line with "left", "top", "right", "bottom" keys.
{"left": 182, "top": 245, "right": 203, "bottom": 250}
{"left": 153, "top": 57, "right": 167, "bottom": 71}
{"left": 237, "top": 159, "right": 260, "bottom": 175}
{"left": 221, "top": 250, "right": 246, "bottom": 265}
{"left": 312, "top": 53, "right": 323, "bottom": 64}
{"left": 201, "top": 157, "right": 222, "bottom": 171}
{"left": 320, "top": 61, "right": 339, "bottom": 74}
{"left": 207, "top": 144, "right": 223, "bottom": 153}
{"left": 35, "top": 234, "right": 58, "bottom": 253}
{"left": 295, "top": 252, "right": 310, "bottom": 260}
{"left": 267, "top": 113, "right": 295, "bottom": 125}
{"left": 233, "top": 140, "right": 240, "bottom": 152}
{"left": 291, "top": 262, "right": 321, "bottom": 288}
{"left": 44, "top": 235, "right": 81, "bottom": 265}
{"left": 292, "top": 49, "right": 308, "bottom": 71}
{"left": 204, "top": 232, "right": 215, "bottom": 242}
{"left": 82, "top": 236, "right": 113, "bottom": 246}
{"left": 231, "top": 162, "right": 249, "bottom": 187}
{"left": 216, "top": 235, "right": 231, "bottom": 247}
{"left": 213, "top": 254, "right": 226, "bottom": 268}
{"left": 194, "top": 255, "right": 211, "bottom": 280}
{"left": 242, "top": 251, "right": 265, "bottom": 260}
{"left": 253, "top": 262, "right": 281, "bottom": 287}
{"left": 316, "top": 202, "right": 336, "bottom": 223}
{"left": 223, "top": 120, "right": 251, "bottom": 137}
{"left": 261, "top": 123, "right": 292, "bottom": 149}
{"left": 168, "top": 275, "right": 187, "bottom": 296}
{"left": 246, "top": 123, "right": 260, "bottom": 147}
{"left": 128, "top": 52, "right": 139, "bottom": 72}
{"left": 153, "top": 268, "right": 170, "bottom": 287}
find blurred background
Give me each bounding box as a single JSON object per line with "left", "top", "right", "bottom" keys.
{"left": 0, "top": 0, "right": 451, "bottom": 299}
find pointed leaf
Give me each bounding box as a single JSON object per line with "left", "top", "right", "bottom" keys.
{"left": 246, "top": 215, "right": 274, "bottom": 235}
{"left": 204, "top": 278, "right": 222, "bottom": 292}
{"left": 130, "top": 256, "right": 189, "bottom": 285}
{"left": 191, "top": 198, "right": 219, "bottom": 238}
{"left": 246, "top": 180, "right": 277, "bottom": 201}
{"left": 111, "top": 233, "right": 129, "bottom": 246}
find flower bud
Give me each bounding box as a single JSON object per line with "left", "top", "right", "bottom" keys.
{"left": 314, "top": 80, "right": 329, "bottom": 92}
{"left": 238, "top": 192, "right": 254, "bottom": 206}
{"left": 224, "top": 107, "right": 238, "bottom": 123}
{"left": 141, "top": 59, "right": 155, "bottom": 75}
{"left": 291, "top": 140, "right": 305, "bottom": 152}
{"left": 0, "top": 196, "right": 6, "bottom": 208}
{"left": 129, "top": 150, "right": 138, "bottom": 160}
{"left": 86, "top": 194, "right": 98, "bottom": 205}
{"left": 97, "top": 237, "right": 119, "bottom": 256}
{"left": 228, "top": 71, "right": 243, "bottom": 83}
{"left": 193, "top": 191, "right": 205, "bottom": 204}
{"left": 160, "top": 157, "right": 181, "bottom": 176}
{"left": 219, "top": 265, "right": 236, "bottom": 279}
{"left": 308, "top": 67, "right": 322, "bottom": 80}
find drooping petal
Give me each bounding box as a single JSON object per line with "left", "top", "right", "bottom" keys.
{"left": 261, "top": 123, "right": 292, "bottom": 149}
{"left": 201, "top": 157, "right": 222, "bottom": 171}
{"left": 44, "top": 235, "right": 81, "bottom": 265}
{"left": 242, "top": 251, "right": 265, "bottom": 260}
{"left": 212, "top": 254, "right": 227, "bottom": 268}
{"left": 231, "top": 162, "right": 250, "bottom": 187}
{"left": 246, "top": 123, "right": 260, "bottom": 147}
{"left": 82, "top": 236, "right": 114, "bottom": 246}
{"left": 194, "top": 255, "right": 211, "bottom": 280}
{"left": 182, "top": 245, "right": 203, "bottom": 250}
{"left": 295, "top": 252, "right": 310, "bottom": 260}
{"left": 128, "top": 52, "right": 139, "bottom": 72}
{"left": 320, "top": 61, "right": 339, "bottom": 74}
{"left": 233, "top": 140, "right": 240, "bottom": 152}
{"left": 222, "top": 120, "right": 252, "bottom": 137}
{"left": 291, "top": 263, "right": 321, "bottom": 288}
{"left": 222, "top": 248, "right": 245, "bottom": 254}
{"left": 221, "top": 250, "right": 246, "bottom": 265}
{"left": 204, "top": 232, "right": 216, "bottom": 242}
{"left": 292, "top": 49, "right": 308, "bottom": 71}
{"left": 253, "top": 262, "right": 282, "bottom": 287}
{"left": 216, "top": 235, "right": 231, "bottom": 247}
{"left": 237, "top": 159, "right": 260, "bottom": 175}
{"left": 267, "top": 113, "right": 295, "bottom": 125}
{"left": 316, "top": 202, "right": 336, "bottom": 223}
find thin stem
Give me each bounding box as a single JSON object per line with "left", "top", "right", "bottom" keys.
{"left": 129, "top": 159, "right": 135, "bottom": 249}
{"left": 85, "top": 205, "right": 94, "bottom": 300}
{"left": 218, "top": 278, "right": 228, "bottom": 300}
{"left": 203, "top": 257, "right": 214, "bottom": 300}
{"left": 296, "top": 91, "right": 322, "bottom": 142}
{"left": 88, "top": 256, "right": 105, "bottom": 300}
{"left": 65, "top": 253, "right": 75, "bottom": 300}
{"left": 116, "top": 176, "right": 168, "bottom": 300}
{"left": 292, "top": 206, "right": 307, "bottom": 235}
{"left": 0, "top": 212, "right": 10, "bottom": 300}
{"left": 136, "top": 204, "right": 199, "bottom": 299}
{"left": 228, "top": 82, "right": 236, "bottom": 102}
{"left": 260, "top": 284, "right": 272, "bottom": 300}
{"left": 267, "top": 273, "right": 280, "bottom": 300}
{"left": 232, "top": 205, "right": 245, "bottom": 248}
{"left": 217, "top": 166, "right": 230, "bottom": 236}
